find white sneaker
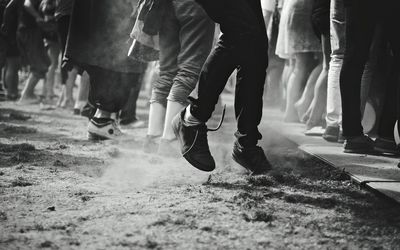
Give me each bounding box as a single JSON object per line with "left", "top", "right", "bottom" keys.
{"left": 87, "top": 119, "right": 124, "bottom": 141}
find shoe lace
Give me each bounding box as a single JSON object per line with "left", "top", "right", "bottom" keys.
{"left": 112, "top": 121, "right": 123, "bottom": 136}
{"left": 207, "top": 105, "right": 226, "bottom": 132}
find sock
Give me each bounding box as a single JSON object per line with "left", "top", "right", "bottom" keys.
{"left": 184, "top": 105, "right": 202, "bottom": 126}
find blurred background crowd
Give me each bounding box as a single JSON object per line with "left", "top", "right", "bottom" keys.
{"left": 0, "top": 0, "right": 399, "bottom": 157}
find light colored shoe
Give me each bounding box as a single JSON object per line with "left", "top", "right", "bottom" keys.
{"left": 87, "top": 119, "right": 124, "bottom": 141}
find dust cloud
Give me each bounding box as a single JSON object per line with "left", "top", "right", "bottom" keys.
{"left": 98, "top": 146, "right": 212, "bottom": 192}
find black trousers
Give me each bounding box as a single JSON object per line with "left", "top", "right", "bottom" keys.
{"left": 340, "top": 0, "right": 400, "bottom": 137}
{"left": 191, "top": 0, "right": 269, "bottom": 147}
{"left": 85, "top": 65, "right": 141, "bottom": 113}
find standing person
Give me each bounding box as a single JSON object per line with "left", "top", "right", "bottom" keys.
{"left": 339, "top": 0, "right": 400, "bottom": 153}
{"left": 142, "top": 0, "right": 215, "bottom": 156}
{"left": 276, "top": 0, "right": 321, "bottom": 122}
{"left": 64, "top": 0, "right": 145, "bottom": 140}
{"left": 322, "top": 0, "right": 345, "bottom": 142}
{"left": 172, "top": 0, "right": 272, "bottom": 174}
{"left": 17, "top": 0, "right": 50, "bottom": 104}
{"left": 1, "top": 0, "right": 20, "bottom": 101}
{"left": 55, "top": 0, "right": 90, "bottom": 111}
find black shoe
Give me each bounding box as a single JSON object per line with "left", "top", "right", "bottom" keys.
{"left": 343, "top": 135, "right": 374, "bottom": 154}
{"left": 171, "top": 109, "right": 218, "bottom": 172}
{"left": 232, "top": 142, "right": 272, "bottom": 175}
{"left": 81, "top": 103, "right": 96, "bottom": 120}
{"left": 322, "top": 126, "right": 340, "bottom": 142}
{"left": 374, "top": 137, "right": 399, "bottom": 155}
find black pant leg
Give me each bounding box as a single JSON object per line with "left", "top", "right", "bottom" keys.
{"left": 340, "top": 0, "right": 376, "bottom": 137}
{"left": 191, "top": 0, "right": 268, "bottom": 147}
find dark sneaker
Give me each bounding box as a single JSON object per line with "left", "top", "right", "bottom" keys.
{"left": 343, "top": 135, "right": 374, "bottom": 154}
{"left": 374, "top": 137, "right": 399, "bottom": 155}
{"left": 322, "top": 126, "right": 340, "bottom": 142}
{"left": 232, "top": 141, "right": 272, "bottom": 175}
{"left": 172, "top": 109, "right": 215, "bottom": 172}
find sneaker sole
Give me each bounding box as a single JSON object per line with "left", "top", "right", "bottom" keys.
{"left": 343, "top": 148, "right": 374, "bottom": 154}
{"left": 232, "top": 152, "right": 270, "bottom": 175}
{"left": 373, "top": 146, "right": 399, "bottom": 156}
{"left": 183, "top": 154, "right": 215, "bottom": 172}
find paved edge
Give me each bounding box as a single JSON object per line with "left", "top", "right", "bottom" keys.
{"left": 261, "top": 124, "right": 400, "bottom": 205}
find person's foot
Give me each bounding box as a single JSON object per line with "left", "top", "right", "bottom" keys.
{"left": 232, "top": 141, "right": 272, "bottom": 175}
{"left": 323, "top": 126, "right": 340, "bottom": 142}
{"left": 87, "top": 118, "right": 124, "bottom": 141}
{"left": 158, "top": 138, "right": 180, "bottom": 158}
{"left": 6, "top": 93, "right": 19, "bottom": 101}
{"left": 343, "top": 135, "right": 374, "bottom": 154}
{"left": 374, "top": 137, "right": 399, "bottom": 155}
{"left": 60, "top": 98, "right": 75, "bottom": 109}
{"left": 142, "top": 135, "right": 160, "bottom": 154}
{"left": 172, "top": 109, "right": 215, "bottom": 172}
{"left": 18, "top": 95, "right": 40, "bottom": 105}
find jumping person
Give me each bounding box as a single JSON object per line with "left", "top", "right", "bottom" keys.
{"left": 172, "top": 0, "right": 272, "bottom": 174}
{"left": 143, "top": 0, "right": 214, "bottom": 157}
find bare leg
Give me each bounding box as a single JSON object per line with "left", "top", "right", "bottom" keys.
{"left": 305, "top": 35, "right": 331, "bottom": 130}
{"left": 43, "top": 43, "right": 60, "bottom": 101}
{"left": 74, "top": 71, "right": 90, "bottom": 110}
{"left": 19, "top": 73, "right": 41, "bottom": 104}
{"left": 60, "top": 68, "right": 77, "bottom": 108}
{"left": 284, "top": 53, "right": 314, "bottom": 122}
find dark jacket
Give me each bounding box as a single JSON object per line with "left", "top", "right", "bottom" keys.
{"left": 64, "top": 0, "right": 145, "bottom": 73}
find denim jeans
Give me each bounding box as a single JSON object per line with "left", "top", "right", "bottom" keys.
{"left": 192, "top": 0, "right": 269, "bottom": 147}
{"left": 151, "top": 0, "right": 215, "bottom": 107}
{"left": 340, "top": 0, "right": 400, "bottom": 137}
{"left": 326, "top": 0, "right": 345, "bottom": 128}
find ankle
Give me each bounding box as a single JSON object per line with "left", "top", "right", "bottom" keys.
{"left": 184, "top": 106, "right": 202, "bottom": 126}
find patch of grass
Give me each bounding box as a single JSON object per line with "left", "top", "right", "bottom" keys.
{"left": 243, "top": 209, "right": 274, "bottom": 223}
{"left": 9, "top": 112, "right": 31, "bottom": 121}
{"left": 144, "top": 236, "right": 159, "bottom": 249}
{"left": 3, "top": 125, "right": 37, "bottom": 134}
{"left": 247, "top": 175, "right": 276, "bottom": 187}
{"left": 0, "top": 143, "right": 35, "bottom": 153}
{"left": 0, "top": 211, "right": 7, "bottom": 221}
{"left": 53, "top": 160, "right": 67, "bottom": 167}
{"left": 11, "top": 177, "right": 33, "bottom": 187}
{"left": 11, "top": 151, "right": 33, "bottom": 163}
{"left": 283, "top": 194, "right": 338, "bottom": 209}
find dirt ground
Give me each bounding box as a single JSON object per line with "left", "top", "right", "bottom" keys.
{"left": 1, "top": 99, "right": 400, "bottom": 250}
